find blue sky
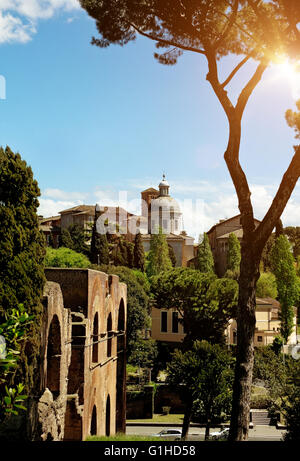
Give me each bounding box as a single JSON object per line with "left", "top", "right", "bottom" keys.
{"left": 0, "top": 1, "right": 299, "bottom": 237}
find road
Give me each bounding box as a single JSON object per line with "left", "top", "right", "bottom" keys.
{"left": 126, "top": 425, "right": 286, "bottom": 441}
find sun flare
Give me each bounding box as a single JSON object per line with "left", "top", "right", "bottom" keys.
{"left": 272, "top": 58, "right": 300, "bottom": 100}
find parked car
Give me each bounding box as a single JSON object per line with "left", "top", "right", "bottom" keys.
{"left": 152, "top": 429, "right": 182, "bottom": 440}
{"left": 210, "top": 428, "right": 230, "bottom": 440}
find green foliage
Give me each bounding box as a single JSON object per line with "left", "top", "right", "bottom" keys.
{"left": 271, "top": 235, "right": 298, "bottom": 342}
{"left": 0, "top": 384, "right": 28, "bottom": 419}
{"left": 284, "top": 387, "right": 300, "bottom": 441}
{"left": 168, "top": 244, "right": 177, "bottom": 268}
{"left": 151, "top": 268, "right": 238, "bottom": 344}
{"left": 284, "top": 226, "right": 300, "bottom": 259}
{"left": 147, "top": 228, "right": 172, "bottom": 277}
{"left": 80, "top": 1, "right": 299, "bottom": 65}
{"left": 270, "top": 335, "right": 283, "bottom": 356}
{"left": 285, "top": 99, "right": 300, "bottom": 140}
{"left": 45, "top": 247, "right": 91, "bottom": 268}
{"left": 256, "top": 272, "right": 278, "bottom": 299}
{"left": 0, "top": 305, "right": 33, "bottom": 421}
{"left": 97, "top": 265, "right": 150, "bottom": 357}
{"left": 134, "top": 232, "right": 145, "bottom": 271}
{"left": 253, "top": 347, "right": 300, "bottom": 436}
{"left": 129, "top": 337, "right": 158, "bottom": 369}
{"left": 167, "top": 341, "right": 234, "bottom": 437}
{"left": 0, "top": 146, "right": 45, "bottom": 401}
{"left": 260, "top": 234, "right": 275, "bottom": 272}
{"left": 60, "top": 224, "right": 89, "bottom": 255}
{"left": 226, "top": 233, "right": 241, "bottom": 274}
{"left": 196, "top": 233, "right": 214, "bottom": 273}
{"left": 90, "top": 212, "right": 110, "bottom": 265}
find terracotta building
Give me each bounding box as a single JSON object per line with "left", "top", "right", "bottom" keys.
{"left": 206, "top": 214, "right": 261, "bottom": 276}
{"left": 39, "top": 215, "right": 61, "bottom": 247}
{"left": 36, "top": 268, "right": 127, "bottom": 441}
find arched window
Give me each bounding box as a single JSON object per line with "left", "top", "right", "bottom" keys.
{"left": 107, "top": 313, "right": 112, "bottom": 358}
{"left": 46, "top": 315, "right": 61, "bottom": 398}
{"left": 106, "top": 395, "right": 111, "bottom": 437}
{"left": 90, "top": 405, "right": 97, "bottom": 436}
{"left": 92, "top": 313, "right": 99, "bottom": 363}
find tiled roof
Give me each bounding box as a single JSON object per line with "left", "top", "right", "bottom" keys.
{"left": 59, "top": 205, "right": 95, "bottom": 215}
{"left": 217, "top": 228, "right": 244, "bottom": 239}
{"left": 207, "top": 214, "right": 261, "bottom": 235}
{"left": 256, "top": 297, "right": 280, "bottom": 308}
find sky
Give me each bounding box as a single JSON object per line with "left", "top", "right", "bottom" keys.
{"left": 0, "top": 0, "right": 299, "bottom": 238}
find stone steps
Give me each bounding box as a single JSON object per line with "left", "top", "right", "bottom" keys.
{"left": 251, "top": 411, "right": 271, "bottom": 425}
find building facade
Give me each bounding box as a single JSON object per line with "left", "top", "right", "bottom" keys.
{"left": 151, "top": 298, "right": 297, "bottom": 348}
{"left": 206, "top": 214, "right": 261, "bottom": 276}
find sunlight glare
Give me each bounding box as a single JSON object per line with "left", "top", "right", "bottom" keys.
{"left": 271, "top": 58, "right": 300, "bottom": 101}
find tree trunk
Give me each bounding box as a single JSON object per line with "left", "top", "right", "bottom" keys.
{"left": 205, "top": 418, "right": 211, "bottom": 441}
{"left": 181, "top": 398, "right": 193, "bottom": 440}
{"left": 229, "top": 245, "right": 260, "bottom": 441}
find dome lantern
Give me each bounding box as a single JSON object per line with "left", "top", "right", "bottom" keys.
{"left": 158, "top": 173, "right": 170, "bottom": 197}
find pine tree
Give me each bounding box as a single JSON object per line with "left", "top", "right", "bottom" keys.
{"left": 196, "top": 233, "right": 214, "bottom": 273}
{"left": 134, "top": 232, "right": 145, "bottom": 271}
{"left": 271, "top": 235, "right": 298, "bottom": 342}
{"left": 147, "top": 228, "right": 172, "bottom": 277}
{"left": 227, "top": 233, "right": 241, "bottom": 273}
{"left": 0, "top": 146, "right": 45, "bottom": 409}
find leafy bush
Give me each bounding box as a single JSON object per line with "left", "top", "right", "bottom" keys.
{"left": 0, "top": 305, "right": 33, "bottom": 421}
{"left": 45, "top": 247, "right": 91, "bottom": 268}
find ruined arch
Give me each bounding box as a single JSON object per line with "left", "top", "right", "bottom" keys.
{"left": 92, "top": 312, "right": 99, "bottom": 363}
{"left": 107, "top": 312, "right": 112, "bottom": 358}
{"left": 105, "top": 395, "right": 111, "bottom": 437}
{"left": 46, "top": 314, "right": 61, "bottom": 398}
{"left": 90, "top": 405, "right": 97, "bottom": 436}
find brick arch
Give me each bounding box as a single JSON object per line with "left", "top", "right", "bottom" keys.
{"left": 46, "top": 314, "right": 62, "bottom": 398}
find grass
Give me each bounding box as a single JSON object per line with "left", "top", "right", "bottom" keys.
{"left": 86, "top": 434, "right": 168, "bottom": 442}
{"left": 127, "top": 413, "right": 184, "bottom": 424}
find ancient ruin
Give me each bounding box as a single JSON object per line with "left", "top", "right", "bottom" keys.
{"left": 38, "top": 268, "right": 127, "bottom": 441}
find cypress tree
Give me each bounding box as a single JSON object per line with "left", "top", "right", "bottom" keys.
{"left": 134, "top": 232, "right": 145, "bottom": 271}
{"left": 147, "top": 228, "right": 172, "bottom": 276}
{"left": 227, "top": 233, "right": 241, "bottom": 273}
{"left": 271, "top": 235, "right": 298, "bottom": 342}
{"left": 125, "top": 241, "right": 134, "bottom": 268}
{"left": 61, "top": 228, "right": 73, "bottom": 249}
{"left": 90, "top": 207, "right": 110, "bottom": 265}
{"left": 168, "top": 244, "right": 177, "bottom": 267}
{"left": 196, "top": 233, "right": 214, "bottom": 273}
{"left": 0, "top": 146, "right": 45, "bottom": 421}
